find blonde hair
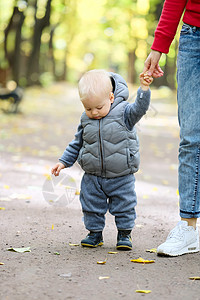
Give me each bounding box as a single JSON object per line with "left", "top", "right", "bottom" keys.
{"left": 78, "top": 69, "right": 112, "bottom": 101}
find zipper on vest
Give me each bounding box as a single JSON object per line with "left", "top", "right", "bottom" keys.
{"left": 99, "top": 119, "right": 104, "bottom": 175}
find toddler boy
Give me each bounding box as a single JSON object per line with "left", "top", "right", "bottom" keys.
{"left": 52, "top": 69, "right": 152, "bottom": 250}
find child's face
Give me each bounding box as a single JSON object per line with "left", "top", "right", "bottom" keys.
{"left": 82, "top": 92, "right": 114, "bottom": 119}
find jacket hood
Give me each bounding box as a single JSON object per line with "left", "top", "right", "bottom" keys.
{"left": 109, "top": 72, "right": 129, "bottom": 109}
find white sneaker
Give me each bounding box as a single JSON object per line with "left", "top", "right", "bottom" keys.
{"left": 157, "top": 221, "right": 199, "bottom": 256}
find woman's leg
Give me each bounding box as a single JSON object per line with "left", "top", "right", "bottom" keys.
{"left": 177, "top": 25, "right": 200, "bottom": 221}
{"left": 157, "top": 25, "right": 200, "bottom": 256}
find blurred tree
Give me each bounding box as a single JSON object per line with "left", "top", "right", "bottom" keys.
{"left": 4, "top": 1, "right": 26, "bottom": 84}
{"left": 0, "top": 0, "right": 179, "bottom": 89}
{"left": 103, "top": 0, "right": 150, "bottom": 83}
{"left": 50, "top": 0, "right": 79, "bottom": 81}
{"left": 26, "top": 0, "right": 51, "bottom": 85}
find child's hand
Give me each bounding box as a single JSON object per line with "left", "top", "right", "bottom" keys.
{"left": 139, "top": 72, "right": 153, "bottom": 91}
{"left": 51, "top": 162, "right": 65, "bottom": 176}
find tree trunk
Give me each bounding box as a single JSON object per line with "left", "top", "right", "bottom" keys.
{"left": 4, "top": 5, "right": 26, "bottom": 84}
{"left": 127, "top": 50, "right": 136, "bottom": 83}
{"left": 49, "top": 24, "right": 59, "bottom": 79}
{"left": 26, "top": 0, "right": 52, "bottom": 85}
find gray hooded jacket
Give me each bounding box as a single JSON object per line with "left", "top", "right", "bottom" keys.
{"left": 59, "top": 72, "right": 150, "bottom": 178}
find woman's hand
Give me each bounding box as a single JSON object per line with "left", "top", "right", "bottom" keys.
{"left": 143, "top": 50, "right": 164, "bottom": 78}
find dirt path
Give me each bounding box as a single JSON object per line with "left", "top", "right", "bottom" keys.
{"left": 0, "top": 84, "right": 200, "bottom": 300}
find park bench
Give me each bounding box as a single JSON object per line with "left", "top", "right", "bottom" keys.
{"left": 0, "top": 86, "right": 23, "bottom": 113}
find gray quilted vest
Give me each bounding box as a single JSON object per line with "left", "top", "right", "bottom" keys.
{"left": 77, "top": 72, "right": 140, "bottom": 178}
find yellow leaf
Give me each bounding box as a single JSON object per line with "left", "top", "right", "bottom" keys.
{"left": 52, "top": 224, "right": 54, "bottom": 230}
{"left": 135, "top": 290, "right": 151, "bottom": 294}
{"left": 64, "top": 185, "right": 71, "bottom": 189}
{"left": 97, "top": 260, "right": 107, "bottom": 265}
{"left": 108, "top": 251, "right": 118, "bottom": 254}
{"left": 0, "top": 207, "right": 5, "bottom": 210}
{"left": 75, "top": 190, "right": 80, "bottom": 195}
{"left": 170, "top": 164, "right": 178, "bottom": 170}
{"left": 162, "top": 180, "right": 169, "bottom": 185}
{"left": 130, "top": 257, "right": 155, "bottom": 264}
{"left": 4, "top": 185, "right": 10, "bottom": 189}
{"left": 0, "top": 262, "right": 4, "bottom": 265}
{"left": 69, "top": 243, "right": 79, "bottom": 246}
{"left": 43, "top": 174, "right": 51, "bottom": 180}
{"left": 152, "top": 187, "right": 158, "bottom": 192}
{"left": 146, "top": 248, "right": 157, "bottom": 253}
{"left": 99, "top": 276, "right": 110, "bottom": 280}
{"left": 189, "top": 277, "right": 200, "bottom": 280}
{"left": 176, "top": 189, "right": 179, "bottom": 196}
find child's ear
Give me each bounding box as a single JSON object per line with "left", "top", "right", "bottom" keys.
{"left": 110, "top": 92, "right": 114, "bottom": 103}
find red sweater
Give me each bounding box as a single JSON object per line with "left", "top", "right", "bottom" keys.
{"left": 151, "top": 0, "right": 200, "bottom": 53}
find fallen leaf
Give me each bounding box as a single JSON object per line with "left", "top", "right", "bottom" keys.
{"left": 146, "top": 248, "right": 157, "bottom": 253}
{"left": 99, "top": 276, "right": 110, "bottom": 280}
{"left": 0, "top": 262, "right": 4, "bottom": 265}
{"left": 65, "top": 185, "right": 73, "bottom": 189}
{"left": 52, "top": 224, "right": 54, "bottom": 230}
{"left": 189, "top": 277, "right": 200, "bottom": 280}
{"left": 130, "top": 257, "right": 155, "bottom": 264}
{"left": 97, "top": 260, "right": 107, "bottom": 265}
{"left": 43, "top": 174, "right": 51, "bottom": 180}
{"left": 170, "top": 164, "right": 178, "bottom": 170}
{"left": 162, "top": 180, "right": 169, "bottom": 185}
{"left": 75, "top": 190, "right": 80, "bottom": 195}
{"left": 135, "top": 290, "right": 151, "bottom": 294}
{"left": 8, "top": 247, "right": 31, "bottom": 253}
{"left": 0, "top": 207, "right": 5, "bottom": 210}
{"left": 54, "top": 252, "right": 60, "bottom": 255}
{"left": 3, "top": 185, "right": 10, "bottom": 189}
{"left": 69, "top": 243, "right": 79, "bottom": 246}
{"left": 108, "top": 251, "right": 118, "bottom": 254}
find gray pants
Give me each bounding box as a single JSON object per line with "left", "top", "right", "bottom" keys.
{"left": 80, "top": 173, "right": 137, "bottom": 232}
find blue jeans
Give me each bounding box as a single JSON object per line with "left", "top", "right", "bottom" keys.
{"left": 80, "top": 173, "right": 137, "bottom": 231}
{"left": 177, "top": 23, "right": 200, "bottom": 218}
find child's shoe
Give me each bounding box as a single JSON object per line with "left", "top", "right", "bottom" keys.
{"left": 116, "top": 230, "right": 132, "bottom": 250}
{"left": 81, "top": 231, "right": 103, "bottom": 248}
{"left": 157, "top": 221, "right": 199, "bottom": 256}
